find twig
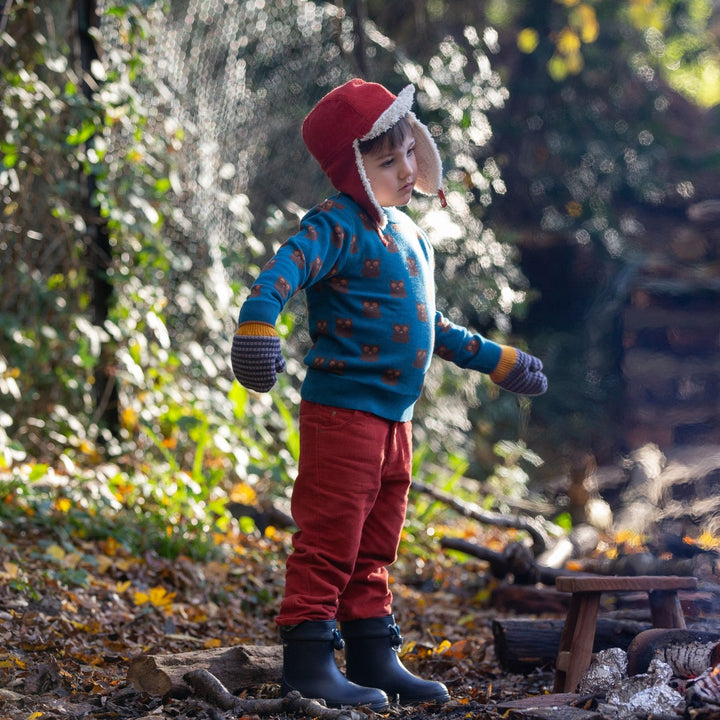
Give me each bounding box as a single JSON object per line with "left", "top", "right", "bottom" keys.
{"left": 183, "top": 668, "right": 367, "bottom": 720}
{"left": 412, "top": 479, "right": 550, "bottom": 552}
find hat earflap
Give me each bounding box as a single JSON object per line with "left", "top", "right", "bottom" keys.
{"left": 407, "top": 112, "right": 443, "bottom": 199}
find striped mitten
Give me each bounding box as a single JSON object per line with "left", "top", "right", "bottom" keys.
{"left": 231, "top": 322, "right": 286, "bottom": 392}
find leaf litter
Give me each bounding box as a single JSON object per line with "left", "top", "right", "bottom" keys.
{"left": 0, "top": 513, "right": 561, "bottom": 720}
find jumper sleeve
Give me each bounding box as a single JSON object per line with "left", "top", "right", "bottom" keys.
{"left": 432, "top": 311, "right": 503, "bottom": 375}
{"left": 238, "top": 202, "right": 354, "bottom": 327}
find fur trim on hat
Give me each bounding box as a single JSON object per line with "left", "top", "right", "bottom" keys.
{"left": 302, "top": 78, "right": 444, "bottom": 228}
{"left": 360, "top": 84, "right": 415, "bottom": 141}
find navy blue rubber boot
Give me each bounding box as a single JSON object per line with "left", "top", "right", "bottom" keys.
{"left": 280, "top": 620, "right": 389, "bottom": 710}
{"left": 341, "top": 615, "right": 450, "bottom": 705}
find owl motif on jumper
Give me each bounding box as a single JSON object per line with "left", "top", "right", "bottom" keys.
{"left": 332, "top": 224, "right": 345, "bottom": 248}
{"left": 327, "top": 359, "right": 346, "bottom": 374}
{"left": 381, "top": 234, "right": 398, "bottom": 253}
{"left": 330, "top": 276, "right": 349, "bottom": 293}
{"left": 335, "top": 318, "right": 353, "bottom": 338}
{"left": 382, "top": 368, "right": 401, "bottom": 386}
{"left": 317, "top": 198, "right": 345, "bottom": 213}
{"left": 361, "top": 344, "right": 380, "bottom": 362}
{"left": 274, "top": 277, "right": 291, "bottom": 300}
{"left": 392, "top": 324, "right": 410, "bottom": 343}
{"left": 290, "top": 247, "right": 305, "bottom": 268}
{"left": 435, "top": 345, "right": 454, "bottom": 361}
{"left": 309, "top": 257, "right": 323, "bottom": 280}
{"left": 362, "top": 299, "right": 381, "bottom": 318}
{"left": 362, "top": 259, "right": 381, "bottom": 278}
{"left": 389, "top": 280, "right": 407, "bottom": 298}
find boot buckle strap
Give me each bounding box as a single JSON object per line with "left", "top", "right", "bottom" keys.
{"left": 332, "top": 628, "right": 345, "bottom": 650}
{"left": 389, "top": 622, "right": 403, "bottom": 651}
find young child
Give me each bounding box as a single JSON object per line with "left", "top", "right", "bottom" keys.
{"left": 231, "top": 78, "right": 547, "bottom": 710}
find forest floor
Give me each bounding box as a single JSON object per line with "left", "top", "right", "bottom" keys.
{"left": 0, "top": 515, "right": 560, "bottom": 720}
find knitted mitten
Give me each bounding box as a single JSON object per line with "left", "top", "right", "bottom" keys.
{"left": 231, "top": 322, "right": 286, "bottom": 392}
{"left": 490, "top": 346, "right": 547, "bottom": 396}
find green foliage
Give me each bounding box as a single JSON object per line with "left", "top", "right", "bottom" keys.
{"left": 2, "top": 0, "right": 718, "bottom": 559}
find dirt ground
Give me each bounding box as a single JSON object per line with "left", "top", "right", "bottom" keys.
{"left": 0, "top": 519, "right": 564, "bottom": 720}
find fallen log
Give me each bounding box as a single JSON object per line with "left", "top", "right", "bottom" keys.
{"left": 127, "top": 644, "right": 282, "bottom": 698}
{"left": 492, "top": 617, "right": 652, "bottom": 673}
{"left": 626, "top": 628, "right": 720, "bottom": 676}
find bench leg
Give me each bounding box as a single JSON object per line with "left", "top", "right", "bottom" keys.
{"left": 649, "top": 590, "right": 686, "bottom": 629}
{"left": 553, "top": 591, "right": 602, "bottom": 693}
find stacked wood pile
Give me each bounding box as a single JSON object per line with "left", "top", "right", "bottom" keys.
{"left": 621, "top": 200, "right": 720, "bottom": 449}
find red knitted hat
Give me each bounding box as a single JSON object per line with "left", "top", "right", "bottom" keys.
{"left": 302, "top": 78, "right": 445, "bottom": 228}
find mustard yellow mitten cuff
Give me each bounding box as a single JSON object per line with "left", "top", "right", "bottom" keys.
{"left": 236, "top": 321, "right": 278, "bottom": 337}
{"left": 489, "top": 346, "right": 518, "bottom": 383}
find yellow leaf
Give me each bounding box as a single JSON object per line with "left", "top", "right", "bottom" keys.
{"left": 230, "top": 481, "right": 257, "bottom": 505}
{"left": 433, "top": 639, "right": 453, "bottom": 654}
{"left": 547, "top": 53, "right": 570, "bottom": 81}
{"left": 517, "top": 27, "right": 539, "bottom": 54}
{"left": 0, "top": 656, "right": 25, "bottom": 669}
{"left": 116, "top": 580, "right": 131, "bottom": 593}
{"left": 46, "top": 544, "right": 66, "bottom": 561}
{"left": 95, "top": 555, "right": 114, "bottom": 574}
{"left": 565, "top": 50, "right": 584, "bottom": 75}
{"left": 102, "top": 536, "right": 121, "bottom": 557}
{"left": 566, "top": 201, "right": 583, "bottom": 218}
{"left": 54, "top": 497, "right": 72, "bottom": 513}
{"left": 134, "top": 591, "right": 150, "bottom": 606}
{"left": 149, "top": 586, "right": 176, "bottom": 608}
{"left": 63, "top": 552, "right": 82, "bottom": 569}
{"left": 115, "top": 558, "right": 135, "bottom": 572}
{"left": 28, "top": 712, "right": 44, "bottom": 719}
{"left": 120, "top": 405, "right": 138, "bottom": 430}
{"left": 557, "top": 27, "right": 581, "bottom": 55}
{"left": 203, "top": 638, "right": 222, "bottom": 649}
{"left": 573, "top": 4, "right": 599, "bottom": 43}
{"left": 3, "top": 561, "right": 19, "bottom": 579}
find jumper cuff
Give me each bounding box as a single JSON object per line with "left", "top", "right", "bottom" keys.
{"left": 236, "top": 321, "right": 278, "bottom": 337}
{"left": 489, "top": 345, "right": 518, "bottom": 383}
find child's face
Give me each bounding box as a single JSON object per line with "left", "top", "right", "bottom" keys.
{"left": 363, "top": 133, "right": 417, "bottom": 208}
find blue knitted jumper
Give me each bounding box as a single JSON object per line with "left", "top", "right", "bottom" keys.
{"left": 238, "top": 194, "right": 503, "bottom": 422}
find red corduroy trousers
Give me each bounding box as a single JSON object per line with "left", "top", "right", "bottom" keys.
{"left": 276, "top": 400, "right": 413, "bottom": 625}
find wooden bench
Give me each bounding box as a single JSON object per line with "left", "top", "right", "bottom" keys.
{"left": 553, "top": 575, "right": 698, "bottom": 693}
